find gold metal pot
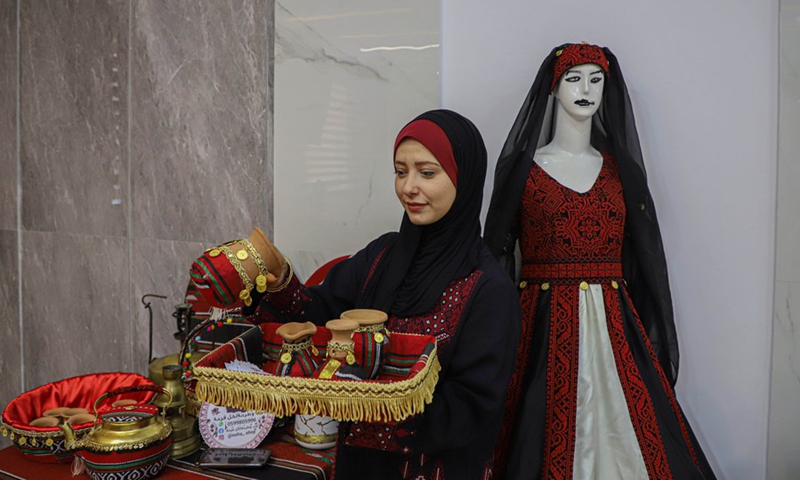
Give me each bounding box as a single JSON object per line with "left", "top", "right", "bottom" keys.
{"left": 60, "top": 385, "right": 173, "bottom": 480}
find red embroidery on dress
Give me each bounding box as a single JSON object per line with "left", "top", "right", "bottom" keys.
{"left": 344, "top": 422, "right": 411, "bottom": 452}
{"left": 542, "top": 284, "right": 580, "bottom": 479}
{"left": 604, "top": 286, "right": 673, "bottom": 480}
{"left": 623, "top": 289, "right": 703, "bottom": 470}
{"left": 362, "top": 246, "right": 388, "bottom": 292}
{"left": 519, "top": 153, "right": 625, "bottom": 270}
{"left": 520, "top": 153, "right": 664, "bottom": 479}
{"left": 387, "top": 271, "right": 482, "bottom": 348}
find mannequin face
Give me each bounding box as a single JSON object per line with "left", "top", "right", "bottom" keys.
{"left": 554, "top": 63, "right": 604, "bottom": 120}
{"left": 394, "top": 138, "right": 457, "bottom": 225}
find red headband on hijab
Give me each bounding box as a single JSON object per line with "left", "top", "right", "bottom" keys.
{"left": 394, "top": 119, "right": 458, "bottom": 188}
{"left": 550, "top": 43, "right": 610, "bottom": 91}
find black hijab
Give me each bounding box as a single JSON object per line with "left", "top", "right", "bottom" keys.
{"left": 358, "top": 109, "right": 487, "bottom": 317}
{"left": 483, "top": 44, "right": 680, "bottom": 385}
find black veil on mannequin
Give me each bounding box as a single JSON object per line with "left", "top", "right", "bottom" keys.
{"left": 484, "top": 44, "right": 679, "bottom": 386}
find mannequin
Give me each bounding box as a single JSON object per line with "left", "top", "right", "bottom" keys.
{"left": 484, "top": 43, "right": 717, "bottom": 479}
{"left": 534, "top": 63, "right": 604, "bottom": 193}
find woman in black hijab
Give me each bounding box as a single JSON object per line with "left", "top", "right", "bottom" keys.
{"left": 254, "top": 109, "right": 521, "bottom": 479}
{"left": 484, "top": 43, "right": 715, "bottom": 479}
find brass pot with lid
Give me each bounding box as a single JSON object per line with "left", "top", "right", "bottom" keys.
{"left": 60, "top": 385, "right": 173, "bottom": 480}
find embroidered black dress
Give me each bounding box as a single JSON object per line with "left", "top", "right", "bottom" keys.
{"left": 503, "top": 153, "right": 713, "bottom": 479}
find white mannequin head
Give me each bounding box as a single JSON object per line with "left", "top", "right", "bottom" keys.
{"left": 553, "top": 63, "right": 605, "bottom": 121}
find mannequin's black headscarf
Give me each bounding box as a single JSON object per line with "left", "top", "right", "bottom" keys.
{"left": 358, "top": 109, "right": 487, "bottom": 317}
{"left": 483, "top": 43, "right": 680, "bottom": 385}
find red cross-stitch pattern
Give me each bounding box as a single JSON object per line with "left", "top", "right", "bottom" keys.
{"left": 604, "top": 286, "right": 673, "bottom": 479}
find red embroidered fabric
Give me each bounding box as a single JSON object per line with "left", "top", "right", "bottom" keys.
{"left": 515, "top": 153, "right": 701, "bottom": 478}
{"left": 550, "top": 43, "right": 610, "bottom": 91}
{"left": 519, "top": 152, "right": 625, "bottom": 274}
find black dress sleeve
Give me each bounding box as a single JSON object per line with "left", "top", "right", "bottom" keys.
{"left": 411, "top": 255, "right": 522, "bottom": 455}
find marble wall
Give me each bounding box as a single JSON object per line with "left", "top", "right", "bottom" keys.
{"left": 0, "top": 0, "right": 19, "bottom": 451}
{"left": 0, "top": 0, "right": 439, "bottom": 453}
{"left": 0, "top": 0, "right": 273, "bottom": 447}
{"left": 274, "top": 0, "right": 440, "bottom": 279}
{"left": 768, "top": 2, "right": 800, "bottom": 478}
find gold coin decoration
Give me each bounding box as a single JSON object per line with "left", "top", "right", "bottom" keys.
{"left": 18, "top": 436, "right": 26, "bottom": 445}
{"left": 30, "top": 439, "right": 37, "bottom": 447}
{"left": 239, "top": 289, "right": 250, "bottom": 300}
{"left": 281, "top": 353, "right": 292, "bottom": 364}
{"left": 611, "top": 280, "right": 619, "bottom": 290}
{"left": 244, "top": 297, "right": 252, "bottom": 307}
{"left": 256, "top": 274, "right": 267, "bottom": 293}
{"left": 312, "top": 346, "right": 319, "bottom": 356}
{"left": 374, "top": 332, "right": 385, "bottom": 343}
{"left": 346, "top": 352, "right": 356, "bottom": 365}
{"left": 541, "top": 283, "right": 550, "bottom": 291}
{"left": 209, "top": 249, "right": 221, "bottom": 257}
{"left": 236, "top": 249, "right": 249, "bottom": 261}
{"left": 580, "top": 281, "right": 589, "bottom": 291}
{"left": 9, "top": 433, "right": 13, "bottom": 440}
{"left": 45, "top": 438, "right": 54, "bottom": 446}
{"left": 1, "top": 427, "right": 7, "bottom": 437}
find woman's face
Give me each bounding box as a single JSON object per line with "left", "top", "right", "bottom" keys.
{"left": 554, "top": 62, "right": 604, "bottom": 120}
{"left": 394, "top": 138, "right": 457, "bottom": 226}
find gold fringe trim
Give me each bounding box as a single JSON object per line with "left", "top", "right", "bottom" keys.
{"left": 194, "top": 344, "right": 441, "bottom": 423}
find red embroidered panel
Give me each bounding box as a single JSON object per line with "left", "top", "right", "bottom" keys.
{"left": 604, "top": 286, "right": 673, "bottom": 480}
{"left": 519, "top": 153, "right": 625, "bottom": 273}
{"left": 492, "top": 285, "right": 541, "bottom": 478}
{"left": 542, "top": 284, "right": 580, "bottom": 479}
{"left": 622, "top": 289, "right": 702, "bottom": 469}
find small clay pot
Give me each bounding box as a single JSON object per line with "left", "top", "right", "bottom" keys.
{"left": 66, "top": 413, "right": 96, "bottom": 426}
{"left": 274, "top": 322, "right": 320, "bottom": 377}
{"left": 341, "top": 309, "right": 388, "bottom": 326}
{"left": 325, "top": 319, "right": 359, "bottom": 345}
{"left": 29, "top": 416, "right": 60, "bottom": 427}
{"left": 276, "top": 322, "right": 317, "bottom": 342}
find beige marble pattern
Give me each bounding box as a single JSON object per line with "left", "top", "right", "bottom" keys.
{"left": 22, "top": 231, "right": 131, "bottom": 389}
{"left": 20, "top": 0, "right": 129, "bottom": 236}
{"left": 130, "top": 0, "right": 271, "bottom": 245}
{"left": 0, "top": 230, "right": 21, "bottom": 450}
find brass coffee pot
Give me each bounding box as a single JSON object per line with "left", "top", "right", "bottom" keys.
{"left": 60, "top": 385, "right": 173, "bottom": 479}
